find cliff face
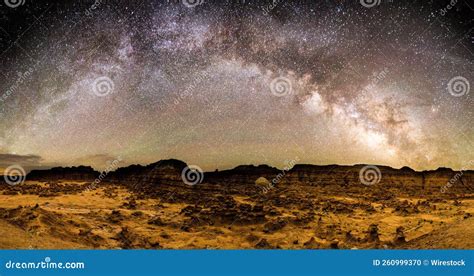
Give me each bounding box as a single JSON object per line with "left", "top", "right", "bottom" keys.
{"left": 26, "top": 166, "right": 99, "bottom": 181}
{"left": 23, "top": 159, "right": 473, "bottom": 195}
{"left": 107, "top": 159, "right": 187, "bottom": 187}
{"left": 204, "top": 164, "right": 473, "bottom": 195}
{"left": 205, "top": 165, "right": 281, "bottom": 186}
{"left": 283, "top": 165, "right": 473, "bottom": 193}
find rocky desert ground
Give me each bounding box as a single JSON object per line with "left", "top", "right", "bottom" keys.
{"left": 0, "top": 159, "right": 473, "bottom": 249}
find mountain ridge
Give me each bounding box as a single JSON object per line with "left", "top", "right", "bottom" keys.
{"left": 21, "top": 159, "right": 474, "bottom": 178}
{"left": 16, "top": 159, "right": 473, "bottom": 195}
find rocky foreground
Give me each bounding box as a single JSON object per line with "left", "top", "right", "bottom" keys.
{"left": 0, "top": 159, "right": 473, "bottom": 249}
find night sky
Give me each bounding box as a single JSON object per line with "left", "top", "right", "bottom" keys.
{"left": 0, "top": 0, "right": 472, "bottom": 173}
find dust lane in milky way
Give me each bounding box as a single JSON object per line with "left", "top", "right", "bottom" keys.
{"left": 0, "top": 0, "right": 472, "bottom": 172}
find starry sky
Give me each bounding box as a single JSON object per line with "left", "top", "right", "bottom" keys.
{"left": 0, "top": 0, "right": 472, "bottom": 173}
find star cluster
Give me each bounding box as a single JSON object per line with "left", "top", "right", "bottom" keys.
{"left": 0, "top": 0, "right": 472, "bottom": 172}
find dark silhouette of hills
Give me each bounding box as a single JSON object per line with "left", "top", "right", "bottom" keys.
{"left": 20, "top": 159, "right": 473, "bottom": 195}
{"left": 27, "top": 166, "right": 99, "bottom": 181}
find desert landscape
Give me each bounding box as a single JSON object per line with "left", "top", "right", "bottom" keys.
{"left": 1, "top": 160, "right": 473, "bottom": 249}
{"left": 0, "top": 1, "right": 472, "bottom": 254}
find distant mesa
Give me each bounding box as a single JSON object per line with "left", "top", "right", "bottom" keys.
{"left": 11, "top": 159, "right": 472, "bottom": 194}
{"left": 23, "top": 159, "right": 188, "bottom": 184}
{"left": 106, "top": 159, "right": 188, "bottom": 186}
{"left": 27, "top": 166, "right": 99, "bottom": 181}
{"left": 399, "top": 166, "right": 414, "bottom": 172}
